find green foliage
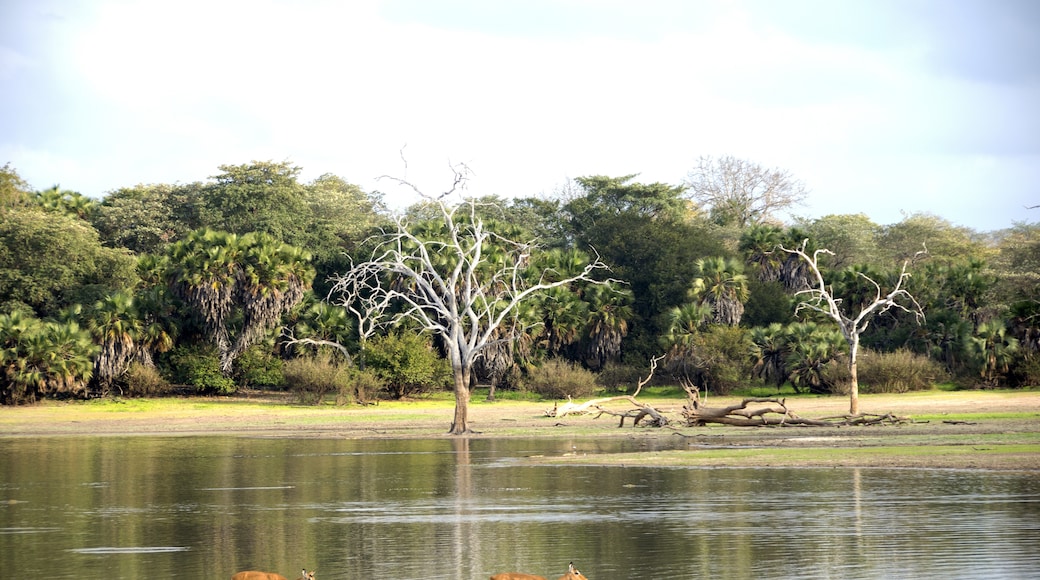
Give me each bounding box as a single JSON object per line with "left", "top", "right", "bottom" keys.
{"left": 0, "top": 163, "right": 31, "bottom": 209}
{"left": 0, "top": 206, "right": 139, "bottom": 318}
{"left": 91, "top": 183, "right": 198, "bottom": 254}
{"left": 364, "top": 332, "right": 450, "bottom": 399}
{"left": 783, "top": 322, "right": 847, "bottom": 394}
{"left": 117, "top": 362, "right": 172, "bottom": 396}
{"left": 561, "top": 177, "right": 732, "bottom": 361}
{"left": 0, "top": 310, "right": 98, "bottom": 404}
{"left": 595, "top": 362, "right": 650, "bottom": 393}
{"left": 965, "top": 320, "right": 1019, "bottom": 387}
{"left": 743, "top": 279, "right": 793, "bottom": 327}
{"left": 854, "top": 349, "right": 948, "bottom": 393}
{"left": 282, "top": 352, "right": 353, "bottom": 404}
{"left": 165, "top": 228, "right": 314, "bottom": 374}
{"left": 876, "top": 213, "right": 989, "bottom": 266}
{"left": 233, "top": 345, "right": 285, "bottom": 388}
{"left": 522, "top": 358, "right": 599, "bottom": 399}
{"left": 665, "top": 325, "right": 751, "bottom": 395}
{"left": 165, "top": 345, "right": 236, "bottom": 394}
{"left": 202, "top": 161, "right": 310, "bottom": 244}
{"left": 796, "top": 213, "right": 882, "bottom": 269}
{"left": 31, "top": 186, "right": 98, "bottom": 220}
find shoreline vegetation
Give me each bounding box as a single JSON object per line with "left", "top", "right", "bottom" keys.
{"left": 1, "top": 389, "right": 1037, "bottom": 471}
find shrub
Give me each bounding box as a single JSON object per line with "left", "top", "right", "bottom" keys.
{"left": 364, "top": 332, "right": 450, "bottom": 399}
{"left": 282, "top": 353, "right": 351, "bottom": 405}
{"left": 344, "top": 368, "right": 385, "bottom": 405}
{"left": 856, "top": 348, "right": 949, "bottom": 393}
{"left": 165, "top": 345, "right": 236, "bottom": 394}
{"left": 595, "top": 362, "right": 647, "bottom": 393}
{"left": 118, "top": 363, "right": 171, "bottom": 396}
{"left": 666, "top": 326, "right": 751, "bottom": 395}
{"left": 233, "top": 345, "right": 285, "bottom": 389}
{"left": 523, "top": 358, "right": 598, "bottom": 399}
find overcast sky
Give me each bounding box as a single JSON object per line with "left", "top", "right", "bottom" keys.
{"left": 2, "top": 0, "right": 1038, "bottom": 232}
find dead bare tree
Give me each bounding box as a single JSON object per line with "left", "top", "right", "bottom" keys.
{"left": 331, "top": 173, "right": 614, "bottom": 434}
{"left": 684, "top": 155, "right": 808, "bottom": 228}
{"left": 327, "top": 257, "right": 396, "bottom": 369}
{"left": 780, "top": 240, "right": 925, "bottom": 415}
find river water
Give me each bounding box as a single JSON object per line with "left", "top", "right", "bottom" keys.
{"left": 1, "top": 437, "right": 1037, "bottom": 579}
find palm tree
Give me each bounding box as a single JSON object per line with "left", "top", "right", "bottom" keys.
{"left": 88, "top": 291, "right": 141, "bottom": 394}
{"left": 967, "top": 320, "right": 1019, "bottom": 386}
{"left": 0, "top": 312, "right": 96, "bottom": 403}
{"left": 166, "top": 229, "right": 313, "bottom": 375}
{"left": 749, "top": 323, "right": 789, "bottom": 389}
{"left": 783, "top": 322, "right": 845, "bottom": 394}
{"left": 691, "top": 257, "right": 750, "bottom": 326}
{"left": 740, "top": 223, "right": 785, "bottom": 282}
{"left": 582, "top": 284, "right": 633, "bottom": 370}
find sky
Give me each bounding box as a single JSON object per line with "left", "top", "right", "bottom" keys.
{"left": 1, "top": 0, "right": 1038, "bottom": 232}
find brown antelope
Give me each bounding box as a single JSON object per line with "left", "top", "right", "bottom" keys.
{"left": 231, "top": 572, "right": 288, "bottom": 580}
{"left": 491, "top": 562, "right": 588, "bottom": 580}
{"left": 559, "top": 562, "right": 588, "bottom": 580}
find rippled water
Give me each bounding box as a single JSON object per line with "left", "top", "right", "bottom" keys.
{"left": 1, "top": 437, "right": 1037, "bottom": 579}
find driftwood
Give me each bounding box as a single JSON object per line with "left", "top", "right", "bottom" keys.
{"left": 547, "top": 395, "right": 669, "bottom": 427}
{"left": 681, "top": 380, "right": 910, "bottom": 427}
{"left": 545, "top": 356, "right": 669, "bottom": 427}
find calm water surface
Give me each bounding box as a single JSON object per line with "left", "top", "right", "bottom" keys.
{"left": 1, "top": 437, "right": 1037, "bottom": 579}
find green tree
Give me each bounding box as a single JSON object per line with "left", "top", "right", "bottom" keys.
{"left": 561, "top": 176, "right": 726, "bottom": 360}
{"left": 690, "top": 257, "right": 750, "bottom": 326}
{"left": 87, "top": 291, "right": 141, "bottom": 393}
{"left": 0, "top": 163, "right": 31, "bottom": 210}
{"left": 0, "top": 311, "right": 97, "bottom": 404}
{"left": 32, "top": 186, "right": 98, "bottom": 220}
{"left": 876, "top": 213, "right": 990, "bottom": 265}
{"left": 0, "top": 206, "right": 138, "bottom": 317}
{"left": 581, "top": 284, "right": 634, "bottom": 370}
{"left": 165, "top": 229, "right": 314, "bottom": 374}
{"left": 797, "top": 213, "right": 881, "bottom": 269}
{"left": 202, "top": 161, "right": 310, "bottom": 246}
{"left": 966, "top": 320, "right": 1019, "bottom": 386}
{"left": 91, "top": 183, "right": 200, "bottom": 254}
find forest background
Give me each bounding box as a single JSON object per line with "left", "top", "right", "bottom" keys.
{"left": 0, "top": 157, "right": 1037, "bottom": 410}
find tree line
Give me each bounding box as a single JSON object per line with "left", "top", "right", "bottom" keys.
{"left": 0, "top": 158, "right": 1036, "bottom": 414}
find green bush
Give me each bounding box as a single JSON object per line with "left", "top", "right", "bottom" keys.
{"left": 282, "top": 353, "right": 351, "bottom": 405}
{"left": 666, "top": 326, "right": 751, "bottom": 395}
{"left": 165, "top": 345, "right": 236, "bottom": 394}
{"left": 233, "top": 345, "right": 285, "bottom": 389}
{"left": 118, "top": 363, "right": 171, "bottom": 396}
{"left": 523, "top": 358, "right": 598, "bottom": 399}
{"left": 856, "top": 348, "right": 949, "bottom": 393}
{"left": 364, "top": 332, "right": 450, "bottom": 399}
{"left": 595, "top": 362, "right": 647, "bottom": 393}
{"left": 344, "top": 367, "right": 385, "bottom": 405}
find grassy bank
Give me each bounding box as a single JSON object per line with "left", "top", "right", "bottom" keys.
{"left": 1, "top": 389, "right": 1037, "bottom": 469}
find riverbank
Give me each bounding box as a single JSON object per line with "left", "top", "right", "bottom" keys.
{"left": 2, "top": 389, "right": 1037, "bottom": 470}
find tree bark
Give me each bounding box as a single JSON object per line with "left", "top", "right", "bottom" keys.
{"left": 449, "top": 364, "right": 471, "bottom": 435}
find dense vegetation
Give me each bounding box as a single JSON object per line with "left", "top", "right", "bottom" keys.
{"left": 1, "top": 160, "right": 1036, "bottom": 405}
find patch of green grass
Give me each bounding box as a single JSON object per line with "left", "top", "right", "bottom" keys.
{"left": 540, "top": 443, "right": 1040, "bottom": 468}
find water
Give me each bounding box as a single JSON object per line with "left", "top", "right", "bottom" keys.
{"left": 1, "top": 437, "right": 1037, "bottom": 579}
